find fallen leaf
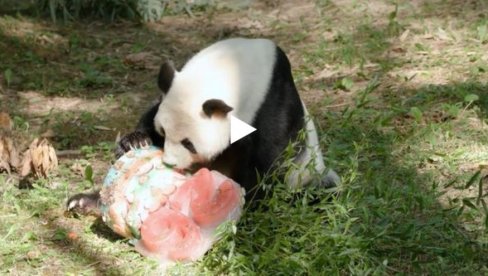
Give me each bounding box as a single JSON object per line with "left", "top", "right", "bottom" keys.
{"left": 21, "top": 138, "right": 58, "bottom": 178}
{"left": 0, "top": 112, "right": 13, "bottom": 130}
{"left": 399, "top": 29, "right": 410, "bottom": 42}
{"left": 436, "top": 27, "right": 452, "bottom": 41}
{"left": 311, "top": 65, "right": 337, "bottom": 81}
{"left": 391, "top": 47, "right": 406, "bottom": 53}
{"left": 20, "top": 150, "right": 32, "bottom": 177}
{"left": 94, "top": 125, "right": 113, "bottom": 131}
{"left": 421, "top": 34, "right": 434, "bottom": 39}
{"left": 0, "top": 134, "right": 20, "bottom": 174}
{"left": 26, "top": 250, "right": 40, "bottom": 260}
{"left": 67, "top": 231, "right": 78, "bottom": 241}
{"left": 124, "top": 52, "right": 159, "bottom": 70}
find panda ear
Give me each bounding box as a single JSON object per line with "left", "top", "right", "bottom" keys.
{"left": 158, "top": 61, "right": 176, "bottom": 94}
{"left": 202, "top": 99, "right": 233, "bottom": 118}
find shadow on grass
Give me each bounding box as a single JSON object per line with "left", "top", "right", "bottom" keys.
{"left": 391, "top": 81, "right": 488, "bottom": 119}
{"left": 45, "top": 215, "right": 130, "bottom": 275}
{"left": 203, "top": 91, "right": 488, "bottom": 273}
{"left": 419, "top": 0, "right": 488, "bottom": 20}
{"left": 90, "top": 217, "right": 124, "bottom": 242}
{"left": 316, "top": 88, "right": 488, "bottom": 272}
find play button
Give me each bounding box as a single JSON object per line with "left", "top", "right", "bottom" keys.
{"left": 230, "top": 115, "right": 256, "bottom": 144}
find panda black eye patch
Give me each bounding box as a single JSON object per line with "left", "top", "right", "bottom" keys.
{"left": 158, "top": 127, "right": 165, "bottom": 137}
{"left": 181, "top": 138, "right": 197, "bottom": 154}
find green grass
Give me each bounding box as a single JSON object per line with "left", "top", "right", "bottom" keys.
{"left": 2, "top": 0, "right": 488, "bottom": 274}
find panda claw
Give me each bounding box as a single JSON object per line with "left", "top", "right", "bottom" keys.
{"left": 141, "top": 140, "right": 150, "bottom": 149}
{"left": 115, "top": 131, "right": 153, "bottom": 158}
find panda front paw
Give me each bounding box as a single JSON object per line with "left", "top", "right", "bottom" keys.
{"left": 115, "top": 130, "right": 153, "bottom": 158}
{"left": 66, "top": 191, "right": 101, "bottom": 216}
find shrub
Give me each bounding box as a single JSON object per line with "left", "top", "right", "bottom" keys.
{"left": 35, "top": 0, "right": 211, "bottom": 22}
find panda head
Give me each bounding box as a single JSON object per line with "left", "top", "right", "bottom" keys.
{"left": 153, "top": 61, "right": 233, "bottom": 170}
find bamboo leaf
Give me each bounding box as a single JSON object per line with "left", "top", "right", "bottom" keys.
{"left": 464, "top": 94, "right": 479, "bottom": 103}
{"left": 466, "top": 170, "right": 481, "bottom": 189}
{"left": 477, "top": 176, "right": 484, "bottom": 205}
{"left": 463, "top": 198, "right": 478, "bottom": 211}
{"left": 84, "top": 165, "right": 94, "bottom": 184}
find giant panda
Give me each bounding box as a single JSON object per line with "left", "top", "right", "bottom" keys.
{"left": 68, "top": 38, "right": 339, "bottom": 213}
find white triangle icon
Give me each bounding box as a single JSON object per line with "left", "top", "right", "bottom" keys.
{"left": 230, "top": 115, "right": 256, "bottom": 144}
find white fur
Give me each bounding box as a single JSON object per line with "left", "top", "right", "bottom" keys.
{"left": 286, "top": 103, "right": 340, "bottom": 189}
{"left": 154, "top": 38, "right": 276, "bottom": 169}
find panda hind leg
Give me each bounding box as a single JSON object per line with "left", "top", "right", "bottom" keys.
{"left": 287, "top": 114, "right": 341, "bottom": 190}
{"left": 321, "top": 168, "right": 340, "bottom": 189}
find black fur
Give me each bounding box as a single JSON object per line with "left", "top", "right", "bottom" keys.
{"left": 158, "top": 61, "right": 175, "bottom": 94}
